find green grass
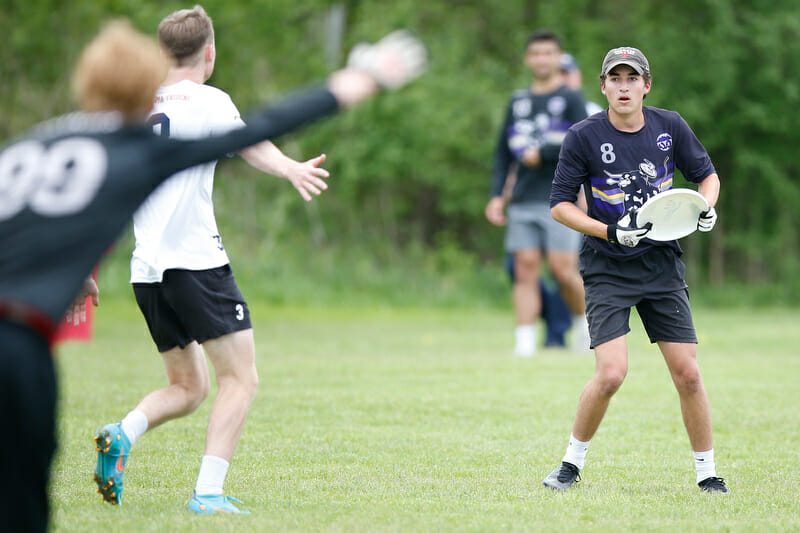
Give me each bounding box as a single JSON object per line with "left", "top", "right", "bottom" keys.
{"left": 51, "top": 299, "right": 800, "bottom": 532}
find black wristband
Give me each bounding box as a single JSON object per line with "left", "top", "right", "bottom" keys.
{"left": 607, "top": 223, "right": 618, "bottom": 244}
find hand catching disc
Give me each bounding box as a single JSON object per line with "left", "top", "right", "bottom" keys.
{"left": 636, "top": 188, "right": 709, "bottom": 241}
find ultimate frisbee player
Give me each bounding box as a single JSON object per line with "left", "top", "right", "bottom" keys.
{"left": 543, "top": 46, "right": 726, "bottom": 493}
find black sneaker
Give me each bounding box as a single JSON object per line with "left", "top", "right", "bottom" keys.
{"left": 543, "top": 461, "right": 581, "bottom": 490}
{"left": 698, "top": 476, "right": 729, "bottom": 494}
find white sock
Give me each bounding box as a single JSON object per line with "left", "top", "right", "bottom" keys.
{"left": 562, "top": 433, "right": 591, "bottom": 470}
{"left": 514, "top": 325, "right": 537, "bottom": 356}
{"left": 195, "top": 455, "right": 229, "bottom": 496}
{"left": 120, "top": 409, "right": 148, "bottom": 446}
{"left": 694, "top": 449, "right": 717, "bottom": 483}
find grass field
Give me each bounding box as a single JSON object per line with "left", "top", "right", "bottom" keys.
{"left": 51, "top": 298, "right": 800, "bottom": 532}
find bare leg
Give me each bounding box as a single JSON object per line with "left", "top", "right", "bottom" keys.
{"left": 547, "top": 250, "right": 585, "bottom": 316}
{"left": 513, "top": 248, "right": 543, "bottom": 325}
{"left": 571, "top": 335, "right": 628, "bottom": 441}
{"left": 202, "top": 328, "right": 258, "bottom": 461}
{"left": 135, "top": 342, "right": 210, "bottom": 429}
{"left": 658, "top": 341, "right": 713, "bottom": 451}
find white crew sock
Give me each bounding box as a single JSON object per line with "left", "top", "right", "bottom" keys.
{"left": 562, "top": 433, "right": 591, "bottom": 470}
{"left": 120, "top": 409, "right": 149, "bottom": 446}
{"left": 195, "top": 455, "right": 230, "bottom": 496}
{"left": 694, "top": 449, "right": 717, "bottom": 483}
{"left": 514, "top": 325, "right": 537, "bottom": 357}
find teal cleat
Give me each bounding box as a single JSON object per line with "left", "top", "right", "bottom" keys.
{"left": 93, "top": 422, "right": 131, "bottom": 505}
{"left": 188, "top": 491, "right": 251, "bottom": 514}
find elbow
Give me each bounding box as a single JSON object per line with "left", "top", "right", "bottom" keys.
{"left": 550, "top": 202, "right": 567, "bottom": 224}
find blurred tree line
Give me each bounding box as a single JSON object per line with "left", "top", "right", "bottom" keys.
{"left": 2, "top": 0, "right": 799, "bottom": 303}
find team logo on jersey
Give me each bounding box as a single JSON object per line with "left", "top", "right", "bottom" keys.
{"left": 547, "top": 96, "right": 567, "bottom": 116}
{"left": 512, "top": 97, "right": 532, "bottom": 118}
{"left": 602, "top": 157, "right": 670, "bottom": 213}
{"left": 656, "top": 133, "right": 672, "bottom": 151}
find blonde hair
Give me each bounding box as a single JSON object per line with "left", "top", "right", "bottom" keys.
{"left": 158, "top": 5, "right": 214, "bottom": 66}
{"left": 72, "top": 20, "right": 167, "bottom": 119}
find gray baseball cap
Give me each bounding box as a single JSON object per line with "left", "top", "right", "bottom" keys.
{"left": 600, "top": 46, "right": 650, "bottom": 77}
{"left": 560, "top": 53, "right": 579, "bottom": 71}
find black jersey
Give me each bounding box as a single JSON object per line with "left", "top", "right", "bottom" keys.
{"left": 0, "top": 86, "right": 338, "bottom": 331}
{"left": 551, "top": 106, "right": 716, "bottom": 259}
{"left": 491, "top": 85, "right": 587, "bottom": 203}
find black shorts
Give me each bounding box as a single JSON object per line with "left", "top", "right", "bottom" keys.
{"left": 133, "top": 265, "right": 252, "bottom": 352}
{"left": 1, "top": 321, "right": 57, "bottom": 533}
{"left": 580, "top": 245, "right": 697, "bottom": 348}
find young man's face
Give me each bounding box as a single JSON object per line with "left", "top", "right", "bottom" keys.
{"left": 524, "top": 40, "right": 561, "bottom": 81}
{"left": 601, "top": 64, "right": 651, "bottom": 117}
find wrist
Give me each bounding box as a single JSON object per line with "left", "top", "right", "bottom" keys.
{"left": 606, "top": 223, "right": 618, "bottom": 243}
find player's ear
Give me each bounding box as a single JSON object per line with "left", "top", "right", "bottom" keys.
{"left": 643, "top": 79, "right": 652, "bottom": 94}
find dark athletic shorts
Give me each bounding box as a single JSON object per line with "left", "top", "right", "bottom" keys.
{"left": 580, "top": 244, "right": 697, "bottom": 348}
{"left": 133, "top": 264, "right": 252, "bottom": 352}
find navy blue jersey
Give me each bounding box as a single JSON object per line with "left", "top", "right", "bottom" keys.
{"left": 491, "top": 85, "right": 587, "bottom": 203}
{"left": 551, "top": 106, "right": 716, "bottom": 259}
{"left": 0, "top": 86, "right": 338, "bottom": 330}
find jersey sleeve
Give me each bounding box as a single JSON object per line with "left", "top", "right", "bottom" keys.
{"left": 490, "top": 99, "right": 515, "bottom": 198}
{"left": 673, "top": 113, "right": 715, "bottom": 183}
{"left": 209, "top": 92, "right": 246, "bottom": 134}
{"left": 550, "top": 127, "right": 587, "bottom": 207}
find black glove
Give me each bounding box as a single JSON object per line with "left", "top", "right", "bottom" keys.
{"left": 607, "top": 212, "right": 652, "bottom": 247}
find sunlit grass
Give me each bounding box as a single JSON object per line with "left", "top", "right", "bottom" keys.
{"left": 51, "top": 300, "right": 800, "bottom": 532}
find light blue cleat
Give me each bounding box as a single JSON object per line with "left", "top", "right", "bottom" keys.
{"left": 93, "top": 422, "right": 131, "bottom": 505}
{"left": 188, "top": 491, "right": 251, "bottom": 514}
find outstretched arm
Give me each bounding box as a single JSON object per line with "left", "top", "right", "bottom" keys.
{"left": 159, "top": 30, "right": 427, "bottom": 180}
{"left": 240, "top": 142, "right": 330, "bottom": 202}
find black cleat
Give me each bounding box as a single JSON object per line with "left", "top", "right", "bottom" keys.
{"left": 543, "top": 461, "right": 581, "bottom": 490}
{"left": 698, "top": 476, "right": 729, "bottom": 494}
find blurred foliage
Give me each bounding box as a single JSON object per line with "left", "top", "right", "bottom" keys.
{"left": 2, "top": 0, "right": 799, "bottom": 304}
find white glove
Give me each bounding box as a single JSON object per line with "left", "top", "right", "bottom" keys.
{"left": 607, "top": 212, "right": 652, "bottom": 247}
{"left": 698, "top": 207, "right": 717, "bottom": 232}
{"left": 346, "top": 30, "right": 428, "bottom": 90}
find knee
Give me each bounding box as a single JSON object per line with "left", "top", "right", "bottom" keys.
{"left": 514, "top": 254, "right": 539, "bottom": 280}
{"left": 219, "top": 367, "right": 259, "bottom": 402}
{"left": 244, "top": 370, "right": 259, "bottom": 401}
{"left": 673, "top": 367, "right": 703, "bottom": 394}
{"left": 184, "top": 380, "right": 210, "bottom": 413}
{"left": 550, "top": 265, "right": 580, "bottom": 287}
{"left": 596, "top": 369, "right": 626, "bottom": 396}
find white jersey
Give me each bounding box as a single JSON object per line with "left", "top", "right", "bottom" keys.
{"left": 131, "top": 81, "right": 245, "bottom": 283}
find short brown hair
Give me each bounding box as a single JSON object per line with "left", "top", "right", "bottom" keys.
{"left": 72, "top": 20, "right": 167, "bottom": 119}
{"left": 158, "top": 5, "right": 214, "bottom": 66}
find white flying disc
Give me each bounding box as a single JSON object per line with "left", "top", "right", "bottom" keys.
{"left": 636, "top": 188, "right": 709, "bottom": 241}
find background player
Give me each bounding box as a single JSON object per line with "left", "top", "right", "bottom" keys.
{"left": 560, "top": 52, "right": 604, "bottom": 117}
{"left": 0, "top": 20, "right": 426, "bottom": 531}
{"left": 94, "top": 5, "right": 331, "bottom": 515}
{"left": 543, "top": 46, "right": 726, "bottom": 493}
{"left": 485, "top": 29, "right": 589, "bottom": 356}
